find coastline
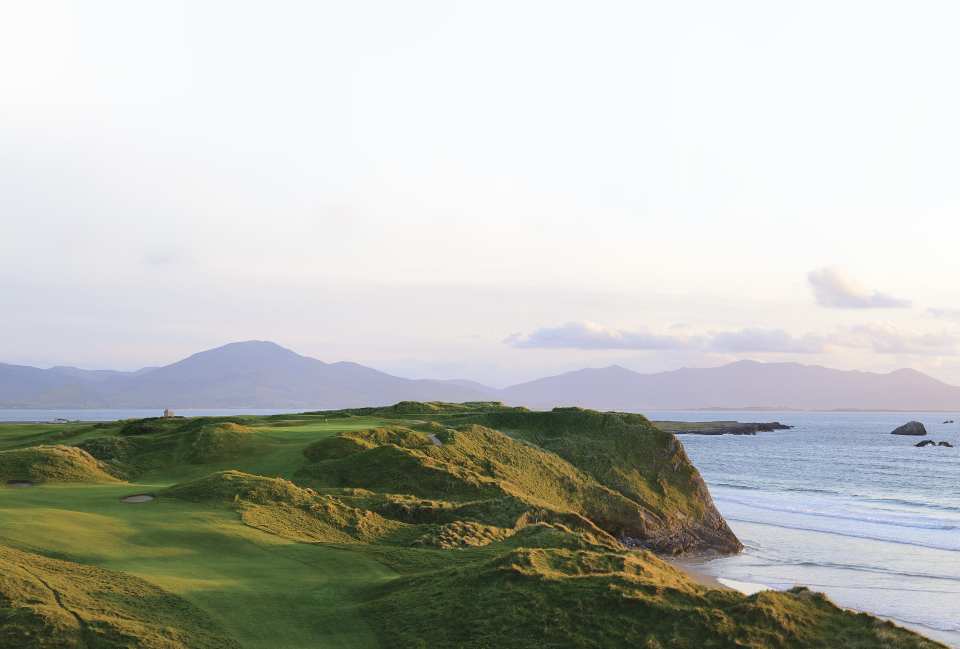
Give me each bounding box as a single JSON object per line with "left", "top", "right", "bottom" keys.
{"left": 674, "top": 556, "right": 956, "bottom": 647}
{"left": 666, "top": 558, "right": 734, "bottom": 591}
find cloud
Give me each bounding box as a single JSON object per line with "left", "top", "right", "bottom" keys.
{"left": 508, "top": 321, "right": 960, "bottom": 357}
{"left": 929, "top": 307, "right": 960, "bottom": 322}
{"left": 507, "top": 323, "right": 824, "bottom": 354}
{"left": 844, "top": 324, "right": 959, "bottom": 356}
{"left": 505, "top": 322, "right": 698, "bottom": 350}
{"left": 708, "top": 328, "right": 827, "bottom": 353}
{"left": 807, "top": 267, "right": 911, "bottom": 309}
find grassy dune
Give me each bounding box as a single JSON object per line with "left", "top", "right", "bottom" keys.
{"left": 0, "top": 405, "right": 945, "bottom": 648}
{"left": 0, "top": 445, "right": 121, "bottom": 484}
{"left": 0, "top": 543, "right": 238, "bottom": 649}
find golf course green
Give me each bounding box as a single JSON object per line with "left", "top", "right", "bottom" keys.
{"left": 0, "top": 403, "right": 945, "bottom": 648}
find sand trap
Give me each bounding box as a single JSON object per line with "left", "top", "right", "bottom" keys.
{"left": 6, "top": 480, "right": 34, "bottom": 488}
{"left": 121, "top": 494, "right": 156, "bottom": 503}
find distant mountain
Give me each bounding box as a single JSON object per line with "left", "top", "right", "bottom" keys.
{"left": 499, "top": 360, "right": 960, "bottom": 411}
{"left": 4, "top": 345, "right": 960, "bottom": 411}
{"left": 0, "top": 363, "right": 140, "bottom": 407}
{"left": 0, "top": 341, "right": 494, "bottom": 409}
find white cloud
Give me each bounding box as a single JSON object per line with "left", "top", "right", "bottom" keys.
{"left": 508, "top": 321, "right": 960, "bottom": 358}
{"left": 808, "top": 267, "right": 911, "bottom": 309}
{"left": 508, "top": 322, "right": 825, "bottom": 354}
{"left": 505, "top": 322, "right": 698, "bottom": 350}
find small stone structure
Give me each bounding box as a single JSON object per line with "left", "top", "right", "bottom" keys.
{"left": 163, "top": 408, "right": 175, "bottom": 418}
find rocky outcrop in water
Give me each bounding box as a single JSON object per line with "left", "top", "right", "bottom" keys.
{"left": 657, "top": 421, "right": 793, "bottom": 436}
{"left": 914, "top": 439, "right": 953, "bottom": 447}
{"left": 891, "top": 421, "right": 927, "bottom": 436}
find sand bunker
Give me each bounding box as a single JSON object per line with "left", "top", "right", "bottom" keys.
{"left": 6, "top": 480, "right": 34, "bottom": 488}
{"left": 121, "top": 494, "right": 155, "bottom": 503}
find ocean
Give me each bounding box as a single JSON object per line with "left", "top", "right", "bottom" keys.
{"left": 0, "top": 408, "right": 309, "bottom": 422}
{"left": 670, "top": 410, "right": 960, "bottom": 647}
{"left": 2, "top": 408, "right": 958, "bottom": 645}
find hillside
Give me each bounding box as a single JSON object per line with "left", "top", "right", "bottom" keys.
{"left": 0, "top": 544, "right": 239, "bottom": 648}
{"left": 0, "top": 445, "right": 122, "bottom": 483}
{"left": 364, "top": 548, "right": 938, "bottom": 649}
{"left": 0, "top": 402, "right": 944, "bottom": 648}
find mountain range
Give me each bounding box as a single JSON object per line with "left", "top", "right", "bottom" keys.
{"left": 3, "top": 340, "right": 960, "bottom": 411}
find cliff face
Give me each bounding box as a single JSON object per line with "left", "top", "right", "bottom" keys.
{"left": 470, "top": 408, "right": 742, "bottom": 555}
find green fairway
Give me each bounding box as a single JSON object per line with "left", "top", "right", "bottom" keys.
{"left": 133, "top": 417, "right": 389, "bottom": 483}
{"left": 0, "top": 415, "right": 395, "bottom": 649}
{"left": 0, "top": 482, "right": 392, "bottom": 649}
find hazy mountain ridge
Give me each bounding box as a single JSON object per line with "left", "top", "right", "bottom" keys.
{"left": 0, "top": 342, "right": 493, "bottom": 409}
{"left": 500, "top": 360, "right": 960, "bottom": 411}
{"left": 3, "top": 342, "right": 960, "bottom": 411}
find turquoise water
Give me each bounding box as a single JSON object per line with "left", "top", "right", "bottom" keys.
{"left": 672, "top": 411, "right": 960, "bottom": 647}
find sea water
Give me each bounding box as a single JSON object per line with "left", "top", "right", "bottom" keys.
{"left": 670, "top": 411, "right": 960, "bottom": 647}
{"left": 0, "top": 408, "right": 310, "bottom": 422}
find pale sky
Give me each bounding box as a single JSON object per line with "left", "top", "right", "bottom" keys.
{"left": 3, "top": 1, "right": 960, "bottom": 386}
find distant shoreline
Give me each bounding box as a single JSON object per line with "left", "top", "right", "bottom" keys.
{"left": 2, "top": 406, "right": 959, "bottom": 413}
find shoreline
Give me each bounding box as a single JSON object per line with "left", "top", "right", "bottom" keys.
{"left": 668, "top": 558, "right": 774, "bottom": 596}
{"left": 671, "top": 555, "right": 958, "bottom": 647}
{"left": 666, "top": 558, "right": 734, "bottom": 591}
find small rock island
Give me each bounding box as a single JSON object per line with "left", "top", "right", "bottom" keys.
{"left": 654, "top": 421, "right": 793, "bottom": 436}
{"left": 891, "top": 421, "right": 927, "bottom": 436}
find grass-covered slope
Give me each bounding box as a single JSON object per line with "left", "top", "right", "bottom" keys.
{"left": 364, "top": 546, "right": 941, "bottom": 649}
{"left": 164, "top": 470, "right": 412, "bottom": 545}
{"left": 74, "top": 417, "right": 261, "bottom": 478}
{"left": 297, "top": 407, "right": 739, "bottom": 554}
{"left": 0, "top": 544, "right": 239, "bottom": 649}
{"left": 0, "top": 445, "right": 121, "bottom": 484}
{"left": 296, "top": 424, "right": 646, "bottom": 546}
{"left": 469, "top": 407, "right": 741, "bottom": 553}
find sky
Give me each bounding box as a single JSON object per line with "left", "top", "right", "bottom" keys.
{"left": 3, "top": 0, "right": 960, "bottom": 386}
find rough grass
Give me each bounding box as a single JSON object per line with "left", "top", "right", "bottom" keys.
{"left": 362, "top": 546, "right": 945, "bottom": 649}
{"left": 0, "top": 543, "right": 239, "bottom": 649}
{"left": 164, "top": 470, "right": 412, "bottom": 545}
{"left": 467, "top": 407, "right": 741, "bottom": 553}
{"left": 0, "top": 445, "right": 121, "bottom": 483}
{"left": 74, "top": 420, "right": 259, "bottom": 478}
{"left": 306, "top": 401, "right": 524, "bottom": 417}
{"left": 296, "top": 420, "right": 729, "bottom": 553}
{"left": 411, "top": 520, "right": 513, "bottom": 549}
{"left": 162, "top": 469, "right": 615, "bottom": 552}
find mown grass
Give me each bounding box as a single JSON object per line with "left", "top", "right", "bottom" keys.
{"left": 0, "top": 483, "right": 393, "bottom": 649}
